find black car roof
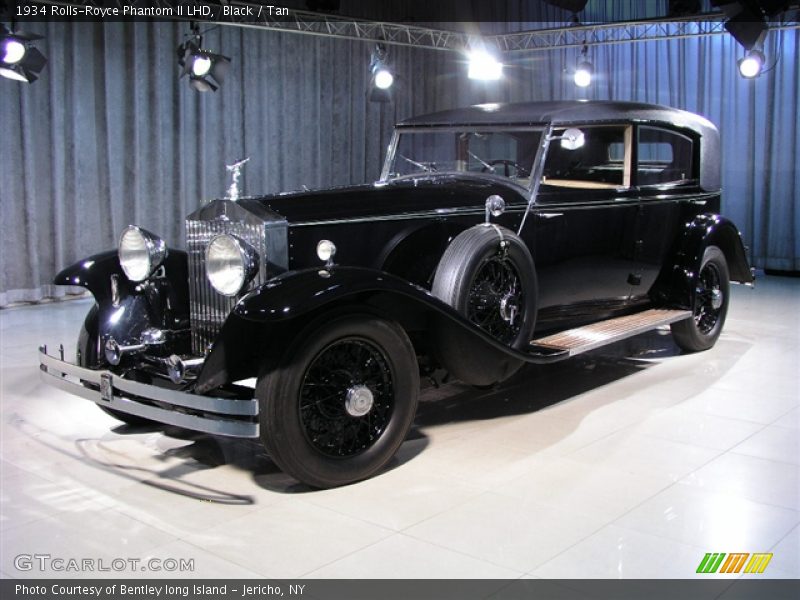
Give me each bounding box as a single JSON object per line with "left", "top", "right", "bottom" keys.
{"left": 397, "top": 100, "right": 721, "bottom": 192}
{"left": 398, "top": 100, "right": 713, "bottom": 132}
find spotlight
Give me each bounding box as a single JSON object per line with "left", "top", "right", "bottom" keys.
{"left": 738, "top": 49, "right": 765, "bottom": 78}
{"left": 573, "top": 43, "right": 593, "bottom": 87}
{"left": 369, "top": 44, "right": 394, "bottom": 102}
{"left": 374, "top": 68, "right": 393, "bottom": 90}
{"left": 177, "top": 27, "right": 230, "bottom": 93}
{"left": 574, "top": 61, "right": 593, "bottom": 87}
{"left": 0, "top": 25, "right": 47, "bottom": 83}
{"left": 467, "top": 50, "right": 503, "bottom": 81}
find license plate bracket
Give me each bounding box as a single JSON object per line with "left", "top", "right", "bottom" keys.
{"left": 100, "top": 373, "right": 113, "bottom": 402}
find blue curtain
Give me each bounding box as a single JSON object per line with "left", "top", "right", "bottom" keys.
{"left": 1, "top": 19, "right": 797, "bottom": 305}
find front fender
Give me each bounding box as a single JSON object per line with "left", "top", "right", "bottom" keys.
{"left": 194, "top": 266, "right": 558, "bottom": 393}
{"left": 54, "top": 250, "right": 127, "bottom": 304}
{"left": 233, "top": 266, "right": 448, "bottom": 323}
{"left": 55, "top": 249, "right": 191, "bottom": 347}
{"left": 652, "top": 214, "right": 753, "bottom": 307}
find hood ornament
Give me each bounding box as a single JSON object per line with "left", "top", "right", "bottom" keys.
{"left": 226, "top": 157, "right": 250, "bottom": 201}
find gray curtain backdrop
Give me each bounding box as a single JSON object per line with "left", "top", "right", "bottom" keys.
{"left": 1, "top": 19, "right": 797, "bottom": 305}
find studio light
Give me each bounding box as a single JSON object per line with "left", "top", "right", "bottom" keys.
{"left": 177, "top": 25, "right": 230, "bottom": 93}
{"left": 369, "top": 43, "right": 394, "bottom": 102}
{"left": 467, "top": 50, "right": 503, "bottom": 81}
{"left": 0, "top": 25, "right": 47, "bottom": 83}
{"left": 374, "top": 67, "right": 394, "bottom": 90}
{"left": 738, "top": 49, "right": 765, "bottom": 78}
{"left": 574, "top": 61, "right": 593, "bottom": 87}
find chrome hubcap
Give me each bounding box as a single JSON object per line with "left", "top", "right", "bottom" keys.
{"left": 499, "top": 293, "right": 519, "bottom": 325}
{"left": 711, "top": 288, "right": 723, "bottom": 310}
{"left": 345, "top": 385, "right": 375, "bottom": 417}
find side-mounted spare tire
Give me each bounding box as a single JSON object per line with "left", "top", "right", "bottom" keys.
{"left": 431, "top": 224, "right": 538, "bottom": 386}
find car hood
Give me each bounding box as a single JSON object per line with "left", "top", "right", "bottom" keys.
{"left": 237, "top": 175, "right": 529, "bottom": 224}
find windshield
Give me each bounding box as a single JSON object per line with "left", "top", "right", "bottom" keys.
{"left": 385, "top": 128, "right": 543, "bottom": 188}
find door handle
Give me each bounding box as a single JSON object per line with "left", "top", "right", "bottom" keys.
{"left": 536, "top": 212, "right": 564, "bottom": 219}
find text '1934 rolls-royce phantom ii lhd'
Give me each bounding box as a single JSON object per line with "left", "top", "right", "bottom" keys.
{"left": 39, "top": 101, "right": 754, "bottom": 488}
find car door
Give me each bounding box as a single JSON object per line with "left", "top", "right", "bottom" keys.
{"left": 522, "top": 124, "right": 639, "bottom": 321}
{"left": 630, "top": 125, "right": 699, "bottom": 298}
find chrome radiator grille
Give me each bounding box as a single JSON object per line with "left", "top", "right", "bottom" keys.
{"left": 186, "top": 219, "right": 269, "bottom": 355}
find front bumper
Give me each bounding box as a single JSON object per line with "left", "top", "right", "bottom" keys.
{"left": 38, "top": 346, "right": 259, "bottom": 438}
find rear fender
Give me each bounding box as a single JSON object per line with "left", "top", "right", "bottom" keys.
{"left": 651, "top": 214, "right": 753, "bottom": 307}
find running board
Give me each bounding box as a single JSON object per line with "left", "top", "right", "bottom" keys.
{"left": 529, "top": 308, "right": 691, "bottom": 358}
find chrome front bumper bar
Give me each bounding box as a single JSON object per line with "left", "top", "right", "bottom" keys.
{"left": 38, "top": 346, "right": 259, "bottom": 438}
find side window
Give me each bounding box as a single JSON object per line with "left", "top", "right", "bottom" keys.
{"left": 637, "top": 126, "right": 695, "bottom": 186}
{"left": 541, "top": 125, "right": 632, "bottom": 190}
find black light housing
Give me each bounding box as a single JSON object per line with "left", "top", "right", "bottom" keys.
{"left": 177, "top": 31, "right": 230, "bottom": 93}
{"left": 0, "top": 24, "right": 47, "bottom": 83}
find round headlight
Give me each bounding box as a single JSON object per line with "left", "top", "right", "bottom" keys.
{"left": 118, "top": 226, "right": 167, "bottom": 282}
{"left": 205, "top": 234, "right": 259, "bottom": 297}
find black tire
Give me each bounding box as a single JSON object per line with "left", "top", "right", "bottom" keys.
{"left": 431, "top": 225, "right": 537, "bottom": 385}
{"left": 78, "top": 305, "right": 155, "bottom": 427}
{"left": 257, "top": 314, "right": 420, "bottom": 488}
{"left": 670, "top": 245, "right": 730, "bottom": 352}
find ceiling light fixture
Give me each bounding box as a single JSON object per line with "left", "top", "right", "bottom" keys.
{"left": 737, "top": 48, "right": 766, "bottom": 78}
{"left": 369, "top": 43, "right": 394, "bottom": 102}
{"left": 467, "top": 49, "right": 503, "bottom": 81}
{"left": 177, "top": 23, "right": 230, "bottom": 92}
{"left": 0, "top": 24, "right": 47, "bottom": 83}
{"left": 574, "top": 44, "right": 593, "bottom": 87}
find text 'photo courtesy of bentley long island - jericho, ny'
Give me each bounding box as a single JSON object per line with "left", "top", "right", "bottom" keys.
{"left": 39, "top": 101, "right": 754, "bottom": 488}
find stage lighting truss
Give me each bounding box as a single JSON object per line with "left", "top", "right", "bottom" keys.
{"left": 177, "top": 25, "right": 231, "bottom": 92}
{"left": 0, "top": 24, "right": 47, "bottom": 83}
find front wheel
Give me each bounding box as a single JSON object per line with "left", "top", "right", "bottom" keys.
{"left": 670, "top": 245, "right": 730, "bottom": 352}
{"left": 257, "top": 314, "right": 420, "bottom": 488}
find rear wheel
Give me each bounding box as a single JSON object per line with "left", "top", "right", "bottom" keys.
{"left": 671, "top": 245, "right": 730, "bottom": 352}
{"left": 257, "top": 314, "right": 419, "bottom": 488}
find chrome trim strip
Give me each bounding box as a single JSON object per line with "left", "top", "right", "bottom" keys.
{"left": 290, "top": 192, "right": 718, "bottom": 228}
{"left": 39, "top": 347, "right": 259, "bottom": 422}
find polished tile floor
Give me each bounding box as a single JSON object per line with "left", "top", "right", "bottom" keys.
{"left": 1, "top": 276, "right": 798, "bottom": 579}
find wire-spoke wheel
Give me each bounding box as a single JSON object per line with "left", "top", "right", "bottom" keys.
{"left": 257, "top": 314, "right": 419, "bottom": 488}
{"left": 299, "top": 338, "right": 394, "bottom": 458}
{"left": 466, "top": 254, "right": 526, "bottom": 345}
{"left": 671, "top": 245, "right": 730, "bottom": 352}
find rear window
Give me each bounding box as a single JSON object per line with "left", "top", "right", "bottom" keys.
{"left": 637, "top": 126, "right": 695, "bottom": 186}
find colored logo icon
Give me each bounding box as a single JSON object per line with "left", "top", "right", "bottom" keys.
{"left": 696, "top": 553, "right": 773, "bottom": 574}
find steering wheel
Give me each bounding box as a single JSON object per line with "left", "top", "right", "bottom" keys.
{"left": 482, "top": 159, "right": 529, "bottom": 178}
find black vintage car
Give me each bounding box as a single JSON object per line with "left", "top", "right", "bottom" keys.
{"left": 40, "top": 101, "right": 754, "bottom": 488}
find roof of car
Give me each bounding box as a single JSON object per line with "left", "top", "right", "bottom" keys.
{"left": 398, "top": 100, "right": 716, "bottom": 136}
